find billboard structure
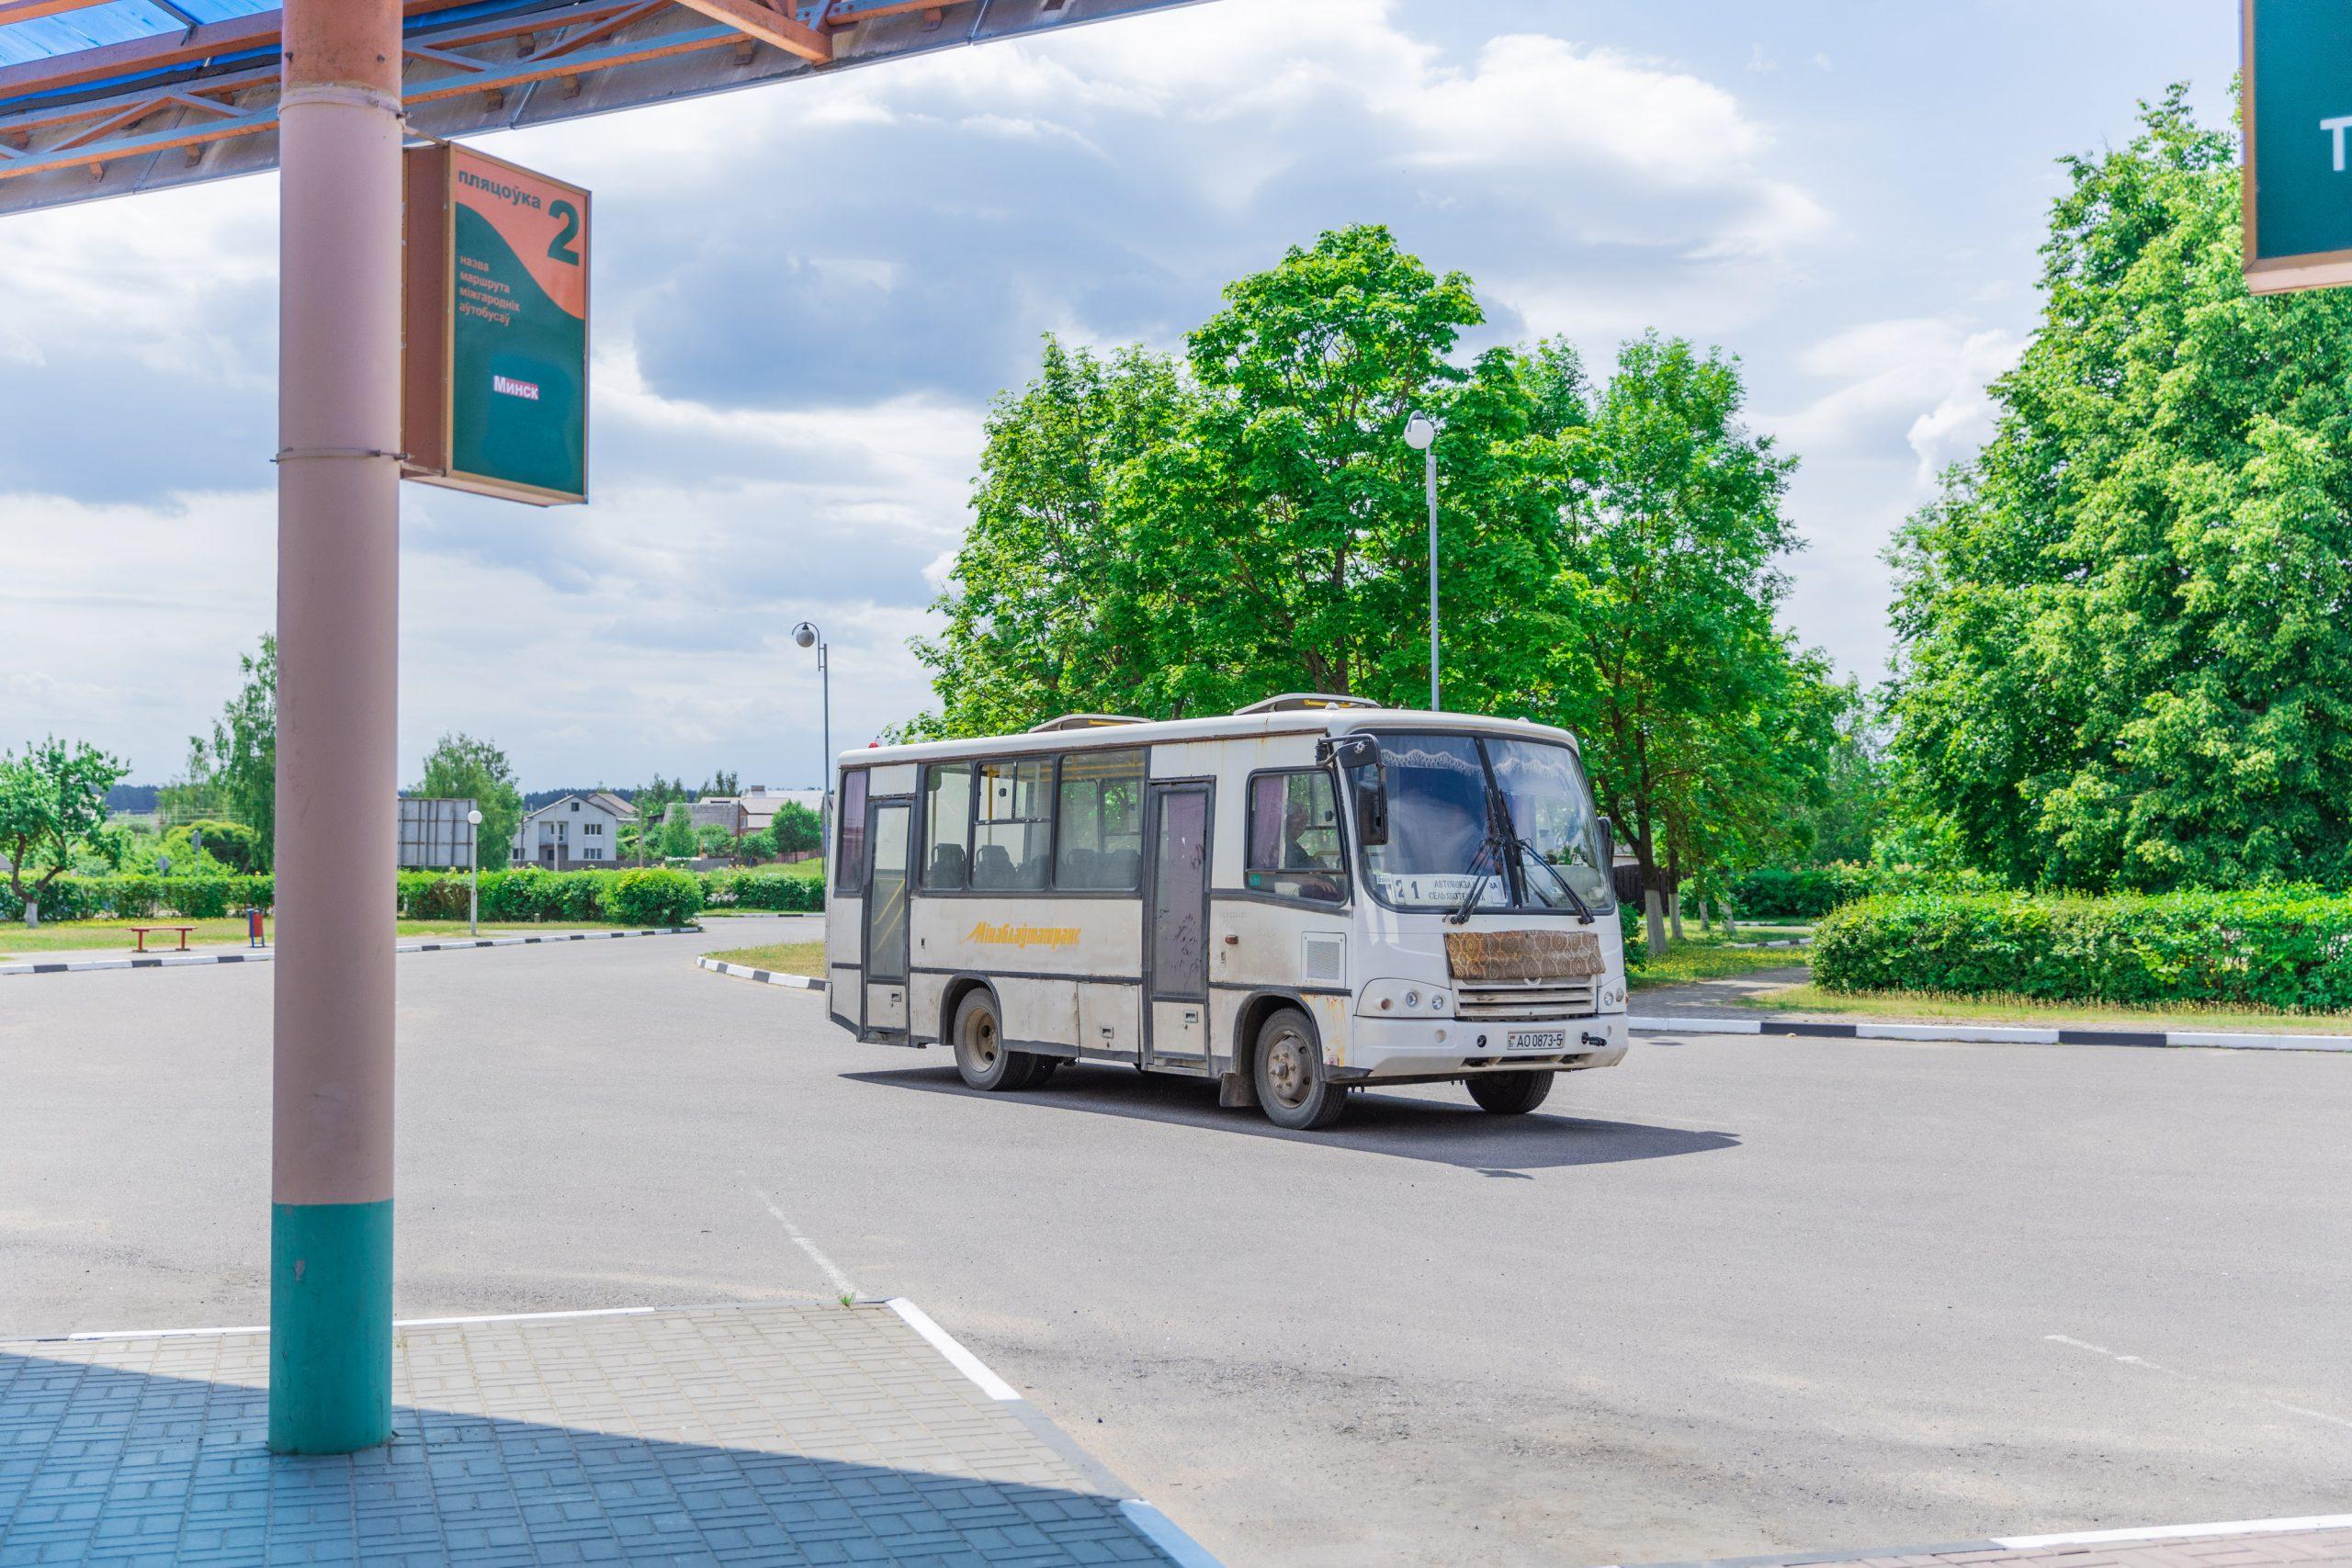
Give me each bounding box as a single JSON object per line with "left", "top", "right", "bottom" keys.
{"left": 402, "top": 141, "right": 592, "bottom": 504}
{"left": 2244, "top": 0, "right": 2352, "bottom": 293}
{"left": 396, "top": 796, "right": 481, "bottom": 869}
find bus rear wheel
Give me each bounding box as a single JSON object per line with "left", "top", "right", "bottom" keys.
{"left": 1466, "top": 1070, "right": 1554, "bottom": 1114}
{"left": 953, "top": 990, "right": 1037, "bottom": 1092}
{"left": 1253, "top": 1009, "right": 1347, "bottom": 1131}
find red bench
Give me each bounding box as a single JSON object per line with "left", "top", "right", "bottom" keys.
{"left": 127, "top": 924, "right": 196, "bottom": 953}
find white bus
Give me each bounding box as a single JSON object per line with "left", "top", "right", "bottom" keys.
{"left": 823, "top": 694, "right": 1629, "bottom": 1130}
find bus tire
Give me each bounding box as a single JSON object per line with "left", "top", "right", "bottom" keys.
{"left": 1466, "top": 1070, "right": 1553, "bottom": 1114}
{"left": 1253, "top": 1008, "right": 1346, "bottom": 1131}
{"left": 1026, "top": 1057, "right": 1062, "bottom": 1089}
{"left": 952, "top": 989, "right": 1034, "bottom": 1092}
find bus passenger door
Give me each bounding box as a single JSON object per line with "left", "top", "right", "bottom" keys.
{"left": 1144, "top": 783, "right": 1211, "bottom": 1072}
{"left": 864, "top": 800, "right": 911, "bottom": 1037}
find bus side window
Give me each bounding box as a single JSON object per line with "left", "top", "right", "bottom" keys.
{"left": 1246, "top": 771, "right": 1348, "bottom": 905}
{"left": 974, "top": 758, "right": 1051, "bottom": 890}
{"left": 834, "top": 770, "right": 870, "bottom": 894}
{"left": 1055, "top": 750, "right": 1145, "bottom": 891}
{"left": 922, "top": 762, "right": 971, "bottom": 890}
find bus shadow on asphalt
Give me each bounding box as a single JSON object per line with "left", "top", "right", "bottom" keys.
{"left": 842, "top": 1065, "right": 1739, "bottom": 1173}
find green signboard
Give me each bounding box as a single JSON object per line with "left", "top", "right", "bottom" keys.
{"left": 2245, "top": 0, "right": 2352, "bottom": 293}
{"left": 402, "top": 144, "right": 590, "bottom": 505}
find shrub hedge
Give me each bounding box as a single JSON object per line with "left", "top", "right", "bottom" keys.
{"left": 4, "top": 866, "right": 774, "bottom": 924}
{"left": 1728, "top": 863, "right": 2005, "bottom": 919}
{"left": 1812, "top": 889, "right": 2352, "bottom": 1010}
{"left": 700, "top": 870, "right": 827, "bottom": 914}
{"left": 1, "top": 875, "right": 273, "bottom": 922}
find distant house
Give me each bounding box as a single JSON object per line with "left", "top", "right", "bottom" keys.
{"left": 512, "top": 791, "right": 635, "bottom": 868}
{"left": 737, "top": 786, "right": 823, "bottom": 838}
{"left": 689, "top": 796, "right": 748, "bottom": 838}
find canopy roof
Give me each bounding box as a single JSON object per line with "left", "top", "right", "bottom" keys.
{"left": 0, "top": 0, "right": 1203, "bottom": 214}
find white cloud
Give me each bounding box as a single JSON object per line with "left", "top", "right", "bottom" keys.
{"left": 1770, "top": 317, "right": 2024, "bottom": 489}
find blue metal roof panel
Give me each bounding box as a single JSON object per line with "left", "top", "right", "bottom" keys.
{"left": 0, "top": 1, "right": 276, "bottom": 68}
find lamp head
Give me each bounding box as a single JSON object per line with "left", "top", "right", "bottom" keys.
{"left": 467, "top": 809, "right": 483, "bottom": 826}
{"left": 1403, "top": 412, "right": 1437, "bottom": 452}
{"left": 791, "top": 621, "right": 819, "bottom": 649}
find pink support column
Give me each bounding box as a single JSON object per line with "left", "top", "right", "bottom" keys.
{"left": 268, "top": 0, "right": 403, "bottom": 1455}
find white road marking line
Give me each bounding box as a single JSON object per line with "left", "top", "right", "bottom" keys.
{"left": 2045, "top": 1332, "right": 2352, "bottom": 1435}
{"left": 747, "top": 1181, "right": 865, "bottom": 1302}
{"left": 884, "top": 1297, "right": 1023, "bottom": 1401}
{"left": 1996, "top": 1512, "right": 2352, "bottom": 1548}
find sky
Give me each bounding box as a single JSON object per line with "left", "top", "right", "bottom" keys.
{"left": 0, "top": 0, "right": 2237, "bottom": 792}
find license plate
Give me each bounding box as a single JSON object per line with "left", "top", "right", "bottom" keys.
{"left": 1506, "top": 1029, "right": 1567, "bottom": 1052}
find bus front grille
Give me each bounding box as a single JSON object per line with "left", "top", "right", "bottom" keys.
{"left": 1454, "top": 982, "right": 1598, "bottom": 1021}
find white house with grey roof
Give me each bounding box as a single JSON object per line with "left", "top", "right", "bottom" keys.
{"left": 512, "top": 791, "right": 635, "bottom": 869}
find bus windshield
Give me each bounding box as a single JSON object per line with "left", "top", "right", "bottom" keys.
{"left": 1357, "top": 731, "right": 1614, "bottom": 915}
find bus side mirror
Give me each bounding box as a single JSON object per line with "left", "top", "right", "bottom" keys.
{"left": 1317, "top": 736, "right": 1387, "bottom": 845}
{"left": 1354, "top": 776, "right": 1388, "bottom": 847}
{"left": 1598, "top": 815, "right": 1615, "bottom": 868}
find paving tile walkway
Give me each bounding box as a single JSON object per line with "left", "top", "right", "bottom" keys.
{"left": 0, "top": 1303, "right": 1195, "bottom": 1567}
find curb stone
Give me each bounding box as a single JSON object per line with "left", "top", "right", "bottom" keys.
{"left": 0, "top": 926, "right": 701, "bottom": 979}
{"left": 699, "top": 955, "right": 826, "bottom": 992}
{"left": 1629, "top": 1012, "right": 2352, "bottom": 1054}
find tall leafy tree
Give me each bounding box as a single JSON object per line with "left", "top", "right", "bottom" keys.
{"left": 1, "top": 738, "right": 128, "bottom": 922}
{"left": 413, "top": 732, "right": 526, "bottom": 870}
{"left": 911, "top": 226, "right": 1571, "bottom": 730}
{"left": 1537, "top": 334, "right": 1817, "bottom": 953}
{"left": 1888, "top": 90, "right": 2352, "bottom": 890}
{"left": 181, "top": 637, "right": 277, "bottom": 870}
{"left": 910, "top": 339, "right": 1193, "bottom": 736}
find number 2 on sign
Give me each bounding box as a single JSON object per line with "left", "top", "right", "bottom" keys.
{"left": 547, "top": 199, "right": 582, "bottom": 265}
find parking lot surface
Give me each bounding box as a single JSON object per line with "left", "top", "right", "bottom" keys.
{"left": 4, "top": 916, "right": 2349, "bottom": 1566}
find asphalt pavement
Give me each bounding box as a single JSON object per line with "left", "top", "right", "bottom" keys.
{"left": 4, "top": 915, "right": 2348, "bottom": 1566}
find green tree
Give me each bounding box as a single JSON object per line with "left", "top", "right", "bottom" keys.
{"left": 1888, "top": 90, "right": 2352, "bottom": 890}
{"left": 693, "top": 823, "right": 736, "bottom": 859}
{"left": 182, "top": 637, "right": 277, "bottom": 869}
{"left": 413, "top": 733, "right": 526, "bottom": 870}
{"left": 0, "top": 738, "right": 129, "bottom": 922}
{"left": 767, "top": 800, "right": 821, "bottom": 856}
{"left": 1537, "top": 334, "right": 1818, "bottom": 953}
{"left": 1792, "top": 678, "right": 1889, "bottom": 867}
{"left": 910, "top": 339, "right": 1195, "bottom": 736}
{"left": 911, "top": 225, "right": 1572, "bottom": 730}
{"left": 659, "top": 803, "right": 696, "bottom": 860}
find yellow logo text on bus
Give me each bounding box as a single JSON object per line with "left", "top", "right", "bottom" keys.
{"left": 968, "top": 920, "right": 1080, "bottom": 950}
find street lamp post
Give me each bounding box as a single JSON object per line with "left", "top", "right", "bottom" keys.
{"left": 792, "top": 622, "right": 831, "bottom": 878}
{"left": 466, "top": 808, "right": 483, "bottom": 938}
{"left": 1405, "top": 412, "right": 1441, "bottom": 710}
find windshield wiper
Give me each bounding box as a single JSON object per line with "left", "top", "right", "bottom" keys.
{"left": 1445, "top": 834, "right": 1504, "bottom": 925}
{"left": 1513, "top": 836, "right": 1596, "bottom": 925}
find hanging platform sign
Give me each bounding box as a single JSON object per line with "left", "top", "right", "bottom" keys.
{"left": 401, "top": 142, "right": 589, "bottom": 504}
{"left": 2244, "top": 0, "right": 2352, "bottom": 294}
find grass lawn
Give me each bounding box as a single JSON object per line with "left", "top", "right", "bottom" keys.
{"left": 709, "top": 941, "right": 825, "bottom": 975}
{"left": 1744, "top": 982, "right": 2352, "bottom": 1035}
{"left": 1626, "top": 932, "right": 1813, "bottom": 989}
{"left": 0, "top": 917, "right": 665, "bottom": 956}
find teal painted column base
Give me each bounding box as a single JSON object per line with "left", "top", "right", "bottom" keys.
{"left": 268, "top": 1199, "right": 393, "bottom": 1454}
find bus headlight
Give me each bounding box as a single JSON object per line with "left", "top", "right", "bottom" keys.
{"left": 1598, "top": 980, "right": 1625, "bottom": 1010}
{"left": 1427, "top": 991, "right": 1448, "bottom": 1011}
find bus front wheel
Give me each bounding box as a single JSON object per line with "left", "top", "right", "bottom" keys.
{"left": 1466, "top": 1070, "right": 1553, "bottom": 1114}
{"left": 1253, "top": 1009, "right": 1347, "bottom": 1131}
{"left": 953, "top": 990, "right": 1039, "bottom": 1092}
